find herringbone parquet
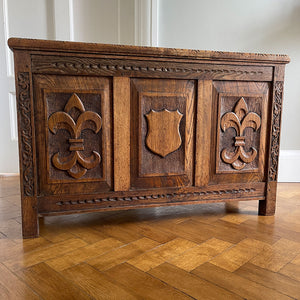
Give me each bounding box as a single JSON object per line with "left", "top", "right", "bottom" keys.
{"left": 0, "top": 176, "right": 300, "bottom": 299}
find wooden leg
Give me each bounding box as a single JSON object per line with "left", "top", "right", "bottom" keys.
{"left": 259, "top": 181, "right": 277, "bottom": 216}
{"left": 22, "top": 196, "right": 39, "bottom": 238}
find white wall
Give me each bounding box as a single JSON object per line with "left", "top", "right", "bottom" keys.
{"left": 0, "top": 0, "right": 56, "bottom": 173}
{"left": 158, "top": 0, "right": 300, "bottom": 181}
{"left": 73, "top": 0, "right": 135, "bottom": 44}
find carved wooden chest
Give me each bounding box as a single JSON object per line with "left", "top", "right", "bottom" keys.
{"left": 8, "top": 38, "right": 290, "bottom": 238}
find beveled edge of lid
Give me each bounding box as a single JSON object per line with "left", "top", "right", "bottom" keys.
{"left": 8, "top": 37, "right": 291, "bottom": 64}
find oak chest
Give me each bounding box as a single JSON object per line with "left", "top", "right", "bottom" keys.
{"left": 8, "top": 38, "right": 290, "bottom": 238}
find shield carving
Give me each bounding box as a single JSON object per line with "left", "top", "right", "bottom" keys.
{"left": 145, "top": 109, "right": 183, "bottom": 157}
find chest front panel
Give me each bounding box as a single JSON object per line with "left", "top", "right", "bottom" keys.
{"left": 9, "top": 37, "right": 289, "bottom": 238}
{"left": 130, "top": 78, "right": 195, "bottom": 189}
{"left": 33, "top": 75, "right": 112, "bottom": 196}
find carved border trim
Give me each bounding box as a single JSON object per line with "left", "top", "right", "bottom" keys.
{"left": 49, "top": 62, "right": 263, "bottom": 75}
{"left": 56, "top": 188, "right": 256, "bottom": 206}
{"left": 269, "top": 81, "right": 283, "bottom": 181}
{"left": 31, "top": 56, "right": 270, "bottom": 80}
{"left": 17, "top": 72, "right": 34, "bottom": 196}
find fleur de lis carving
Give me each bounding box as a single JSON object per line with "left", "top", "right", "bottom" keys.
{"left": 220, "top": 97, "right": 261, "bottom": 170}
{"left": 48, "top": 93, "right": 102, "bottom": 179}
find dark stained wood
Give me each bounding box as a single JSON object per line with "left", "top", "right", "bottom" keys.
{"left": 260, "top": 67, "right": 285, "bottom": 216}
{"left": 13, "top": 51, "right": 39, "bottom": 238}
{"left": 195, "top": 80, "right": 212, "bottom": 186}
{"left": 47, "top": 93, "right": 102, "bottom": 179}
{"left": 220, "top": 97, "right": 261, "bottom": 170}
{"left": 37, "top": 182, "right": 266, "bottom": 214}
{"left": 29, "top": 55, "right": 275, "bottom": 81}
{"left": 33, "top": 74, "right": 112, "bottom": 195}
{"left": 130, "top": 78, "right": 195, "bottom": 189}
{"left": 212, "top": 81, "right": 269, "bottom": 183}
{"left": 260, "top": 181, "right": 277, "bottom": 215}
{"left": 8, "top": 38, "right": 289, "bottom": 238}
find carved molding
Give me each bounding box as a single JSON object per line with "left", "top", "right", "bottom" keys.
{"left": 55, "top": 187, "right": 256, "bottom": 206}
{"left": 17, "top": 72, "right": 34, "bottom": 197}
{"left": 220, "top": 97, "right": 261, "bottom": 170}
{"left": 31, "top": 56, "right": 270, "bottom": 80}
{"left": 49, "top": 62, "right": 264, "bottom": 75}
{"left": 145, "top": 109, "right": 183, "bottom": 157}
{"left": 48, "top": 93, "right": 102, "bottom": 179}
{"left": 269, "top": 82, "right": 283, "bottom": 181}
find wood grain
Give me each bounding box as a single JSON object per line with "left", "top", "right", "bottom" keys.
{"left": 16, "top": 263, "right": 90, "bottom": 300}
{"left": 62, "top": 263, "right": 138, "bottom": 300}
{"left": 45, "top": 237, "right": 124, "bottom": 272}
{"left": 250, "top": 238, "right": 300, "bottom": 272}
{"left": 149, "top": 262, "right": 243, "bottom": 300}
{"left": 0, "top": 263, "right": 39, "bottom": 299}
{"left": 195, "top": 80, "right": 212, "bottom": 186}
{"left": 279, "top": 263, "right": 300, "bottom": 282}
{"left": 209, "top": 238, "right": 268, "bottom": 272}
{"left": 113, "top": 77, "right": 131, "bottom": 191}
{"left": 130, "top": 78, "right": 195, "bottom": 189}
{"left": 235, "top": 262, "right": 300, "bottom": 299}
{"left": 88, "top": 237, "right": 159, "bottom": 271}
{"left": 4, "top": 238, "right": 88, "bottom": 271}
{"left": 127, "top": 237, "right": 197, "bottom": 272}
{"left": 33, "top": 74, "right": 112, "bottom": 194}
{"left": 104, "top": 263, "right": 192, "bottom": 299}
{"left": 213, "top": 81, "right": 269, "bottom": 181}
{"left": 168, "top": 238, "right": 232, "bottom": 271}
{"left": 192, "top": 263, "right": 293, "bottom": 300}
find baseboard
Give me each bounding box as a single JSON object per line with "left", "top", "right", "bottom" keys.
{"left": 0, "top": 173, "right": 19, "bottom": 177}
{"left": 278, "top": 150, "right": 300, "bottom": 182}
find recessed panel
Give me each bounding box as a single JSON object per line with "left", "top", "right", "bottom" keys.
{"left": 34, "top": 75, "right": 112, "bottom": 195}
{"left": 211, "top": 81, "right": 270, "bottom": 183}
{"left": 131, "top": 78, "right": 195, "bottom": 189}
{"left": 140, "top": 92, "right": 186, "bottom": 176}
{"left": 46, "top": 91, "right": 104, "bottom": 182}
{"left": 217, "top": 95, "right": 263, "bottom": 173}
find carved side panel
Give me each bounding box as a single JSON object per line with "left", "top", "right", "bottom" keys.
{"left": 269, "top": 81, "right": 283, "bottom": 181}
{"left": 33, "top": 75, "right": 112, "bottom": 195}
{"left": 131, "top": 79, "right": 195, "bottom": 189}
{"left": 48, "top": 93, "right": 102, "bottom": 179}
{"left": 46, "top": 91, "right": 103, "bottom": 182}
{"left": 218, "top": 96, "right": 262, "bottom": 172}
{"left": 17, "top": 73, "right": 34, "bottom": 196}
{"left": 212, "top": 81, "right": 269, "bottom": 183}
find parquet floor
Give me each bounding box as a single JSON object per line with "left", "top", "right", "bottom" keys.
{"left": 0, "top": 176, "right": 300, "bottom": 299}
